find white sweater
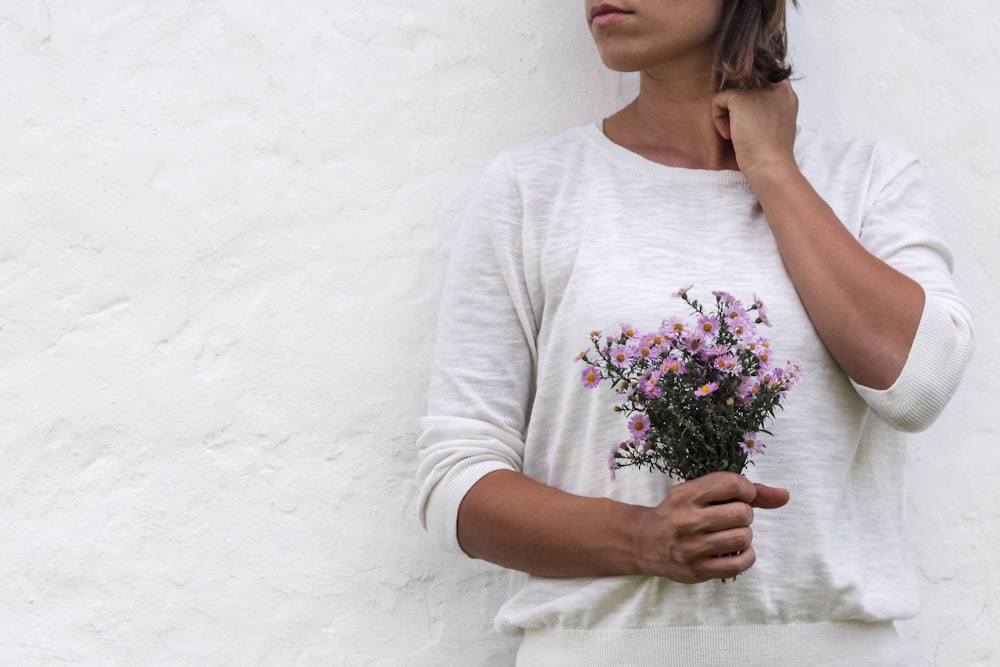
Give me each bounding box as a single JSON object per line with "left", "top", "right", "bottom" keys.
{"left": 416, "top": 124, "right": 974, "bottom": 665}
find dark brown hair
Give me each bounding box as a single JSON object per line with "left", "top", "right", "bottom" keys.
{"left": 714, "top": 0, "right": 798, "bottom": 91}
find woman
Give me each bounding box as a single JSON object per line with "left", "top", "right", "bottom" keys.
{"left": 417, "top": 1, "right": 974, "bottom": 664}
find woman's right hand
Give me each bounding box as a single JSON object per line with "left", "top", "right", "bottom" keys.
{"left": 633, "top": 472, "right": 789, "bottom": 583}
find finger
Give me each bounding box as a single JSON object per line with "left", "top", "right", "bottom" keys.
{"left": 750, "top": 484, "right": 790, "bottom": 509}
{"left": 711, "top": 95, "right": 732, "bottom": 141}
{"left": 688, "top": 471, "right": 756, "bottom": 506}
{"left": 697, "top": 526, "right": 753, "bottom": 559}
{"left": 711, "top": 90, "right": 733, "bottom": 117}
{"left": 700, "top": 500, "right": 754, "bottom": 533}
{"left": 693, "top": 545, "right": 756, "bottom": 581}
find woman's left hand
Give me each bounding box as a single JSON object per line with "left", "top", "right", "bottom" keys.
{"left": 712, "top": 80, "right": 799, "bottom": 180}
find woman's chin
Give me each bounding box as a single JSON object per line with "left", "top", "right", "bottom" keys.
{"left": 593, "top": 50, "right": 645, "bottom": 74}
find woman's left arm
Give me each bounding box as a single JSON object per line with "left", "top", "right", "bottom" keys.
{"left": 714, "top": 81, "right": 926, "bottom": 391}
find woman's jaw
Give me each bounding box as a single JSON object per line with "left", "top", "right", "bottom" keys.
{"left": 586, "top": 0, "right": 724, "bottom": 80}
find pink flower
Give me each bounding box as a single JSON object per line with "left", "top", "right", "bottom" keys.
{"left": 640, "top": 374, "right": 663, "bottom": 398}
{"left": 740, "top": 434, "right": 765, "bottom": 457}
{"left": 607, "top": 443, "right": 623, "bottom": 480}
{"left": 751, "top": 339, "right": 772, "bottom": 367}
{"left": 783, "top": 361, "right": 804, "bottom": 388}
{"left": 609, "top": 344, "right": 633, "bottom": 367}
{"left": 684, "top": 336, "right": 705, "bottom": 354}
{"left": 694, "top": 382, "right": 719, "bottom": 397}
{"left": 697, "top": 315, "right": 720, "bottom": 336}
{"left": 738, "top": 379, "right": 759, "bottom": 400}
{"left": 628, "top": 413, "right": 651, "bottom": 438}
{"left": 646, "top": 333, "right": 665, "bottom": 347}
{"left": 673, "top": 284, "right": 693, "bottom": 298}
{"left": 581, "top": 366, "right": 602, "bottom": 388}
{"left": 661, "top": 316, "right": 687, "bottom": 336}
{"left": 753, "top": 294, "right": 771, "bottom": 327}
{"left": 660, "top": 358, "right": 685, "bottom": 374}
{"left": 724, "top": 301, "right": 747, "bottom": 322}
{"left": 730, "top": 320, "right": 749, "bottom": 338}
{"left": 712, "top": 354, "right": 737, "bottom": 372}
{"left": 712, "top": 290, "right": 736, "bottom": 303}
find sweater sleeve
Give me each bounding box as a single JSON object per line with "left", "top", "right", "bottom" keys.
{"left": 849, "top": 144, "right": 975, "bottom": 432}
{"left": 416, "top": 153, "right": 537, "bottom": 554}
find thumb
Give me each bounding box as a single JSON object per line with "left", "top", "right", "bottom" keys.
{"left": 750, "top": 484, "right": 790, "bottom": 509}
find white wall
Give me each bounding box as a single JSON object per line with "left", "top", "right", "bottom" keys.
{"left": 0, "top": 2, "right": 995, "bottom": 665}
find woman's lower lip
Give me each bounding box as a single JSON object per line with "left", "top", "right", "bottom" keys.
{"left": 592, "top": 11, "right": 630, "bottom": 26}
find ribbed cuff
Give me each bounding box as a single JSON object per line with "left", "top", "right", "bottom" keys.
{"left": 852, "top": 296, "right": 974, "bottom": 432}
{"left": 423, "top": 457, "right": 516, "bottom": 555}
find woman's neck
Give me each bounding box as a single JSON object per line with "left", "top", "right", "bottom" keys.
{"left": 603, "top": 70, "right": 738, "bottom": 171}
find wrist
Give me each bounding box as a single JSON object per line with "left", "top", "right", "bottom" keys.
{"left": 741, "top": 154, "right": 799, "bottom": 185}
{"left": 742, "top": 156, "right": 805, "bottom": 202}
{"left": 618, "top": 502, "right": 655, "bottom": 576}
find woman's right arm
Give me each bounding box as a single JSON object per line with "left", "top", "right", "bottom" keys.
{"left": 457, "top": 468, "right": 789, "bottom": 583}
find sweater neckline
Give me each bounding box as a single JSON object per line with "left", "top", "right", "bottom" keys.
{"left": 582, "top": 123, "right": 749, "bottom": 187}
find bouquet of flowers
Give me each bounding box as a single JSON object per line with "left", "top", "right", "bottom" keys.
{"left": 577, "top": 287, "right": 802, "bottom": 481}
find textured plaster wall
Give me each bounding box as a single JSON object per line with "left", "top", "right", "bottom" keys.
{"left": 0, "top": 2, "right": 995, "bottom": 665}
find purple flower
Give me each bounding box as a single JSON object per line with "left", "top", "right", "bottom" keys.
{"left": 684, "top": 335, "right": 705, "bottom": 354}
{"left": 713, "top": 355, "right": 737, "bottom": 372}
{"left": 740, "top": 434, "right": 765, "bottom": 457}
{"left": 581, "top": 366, "right": 602, "bottom": 388}
{"left": 701, "top": 344, "right": 728, "bottom": 358}
{"left": 661, "top": 316, "right": 687, "bottom": 337}
{"left": 607, "top": 443, "right": 623, "bottom": 480}
{"left": 697, "top": 315, "right": 720, "bottom": 336}
{"left": 694, "top": 382, "right": 719, "bottom": 397}
{"left": 660, "top": 358, "right": 685, "bottom": 374}
{"left": 628, "top": 413, "right": 651, "bottom": 438}
{"left": 640, "top": 373, "right": 663, "bottom": 398}
{"left": 712, "top": 290, "right": 736, "bottom": 304}
{"left": 673, "top": 284, "right": 693, "bottom": 298}
{"left": 739, "top": 378, "right": 762, "bottom": 401}
{"left": 609, "top": 344, "right": 633, "bottom": 367}
{"left": 753, "top": 294, "right": 771, "bottom": 327}
{"left": 784, "top": 361, "right": 804, "bottom": 386}
{"left": 724, "top": 303, "right": 750, "bottom": 324}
